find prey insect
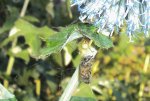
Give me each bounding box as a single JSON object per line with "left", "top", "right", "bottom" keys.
{"left": 79, "top": 55, "right": 94, "bottom": 84}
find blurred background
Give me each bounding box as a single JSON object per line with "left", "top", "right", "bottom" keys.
{"left": 0, "top": 0, "right": 150, "bottom": 101}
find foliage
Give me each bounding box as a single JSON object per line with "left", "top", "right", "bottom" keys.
{"left": 0, "top": 0, "right": 150, "bottom": 101}
{"left": 0, "top": 83, "right": 17, "bottom": 101}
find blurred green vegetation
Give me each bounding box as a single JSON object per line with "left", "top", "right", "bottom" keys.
{"left": 0, "top": 0, "right": 150, "bottom": 101}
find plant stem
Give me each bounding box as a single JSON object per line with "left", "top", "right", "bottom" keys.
{"left": 59, "top": 39, "right": 97, "bottom": 101}
{"left": 20, "top": 0, "right": 30, "bottom": 17}
{"left": 59, "top": 67, "right": 79, "bottom": 101}
{"left": 35, "top": 79, "right": 41, "bottom": 96}
{"left": 4, "top": 0, "right": 30, "bottom": 88}
{"left": 4, "top": 56, "right": 15, "bottom": 88}
{"left": 6, "top": 55, "right": 15, "bottom": 76}
{"left": 4, "top": 38, "right": 17, "bottom": 88}
{"left": 138, "top": 54, "right": 150, "bottom": 100}
{"left": 66, "top": 0, "right": 72, "bottom": 19}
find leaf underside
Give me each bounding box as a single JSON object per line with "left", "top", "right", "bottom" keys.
{"left": 39, "top": 24, "right": 113, "bottom": 59}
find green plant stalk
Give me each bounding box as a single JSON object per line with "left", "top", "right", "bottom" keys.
{"left": 138, "top": 54, "right": 150, "bottom": 100}
{"left": 4, "top": 39, "right": 17, "bottom": 88}
{"left": 6, "top": 55, "right": 15, "bottom": 76}
{"left": 4, "top": 57, "right": 15, "bottom": 87}
{"left": 20, "top": 0, "right": 30, "bottom": 17}
{"left": 59, "top": 67, "right": 79, "bottom": 101}
{"left": 66, "top": 0, "right": 72, "bottom": 19}
{"left": 6, "top": 37, "right": 17, "bottom": 75}
{"left": 59, "top": 40, "right": 97, "bottom": 101}
{"left": 4, "top": 0, "right": 30, "bottom": 88}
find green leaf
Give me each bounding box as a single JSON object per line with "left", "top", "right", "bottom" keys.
{"left": 71, "top": 83, "right": 97, "bottom": 101}
{"left": 86, "top": 33, "right": 113, "bottom": 49}
{"left": 46, "top": 80, "right": 57, "bottom": 93}
{"left": 38, "top": 31, "right": 67, "bottom": 59}
{"left": 15, "top": 19, "right": 56, "bottom": 39}
{"left": 38, "top": 23, "right": 113, "bottom": 59}
{"left": 0, "top": 98, "right": 17, "bottom": 101}
{"left": 38, "top": 25, "right": 82, "bottom": 59}
{"left": 1, "top": 18, "right": 56, "bottom": 59}
{"left": 24, "top": 32, "right": 41, "bottom": 58}
{"left": 12, "top": 50, "right": 30, "bottom": 64}
{"left": 0, "top": 6, "right": 19, "bottom": 34}
{"left": 15, "top": 19, "right": 56, "bottom": 58}
{"left": 18, "top": 69, "right": 39, "bottom": 86}
{"left": 0, "top": 33, "right": 19, "bottom": 47}
{"left": 78, "top": 24, "right": 114, "bottom": 49}
{"left": 7, "top": 47, "right": 30, "bottom": 64}
{"left": 0, "top": 83, "right": 17, "bottom": 101}
{"left": 70, "top": 96, "right": 96, "bottom": 101}
{"left": 22, "top": 16, "right": 40, "bottom": 23}
{"left": 38, "top": 26, "right": 57, "bottom": 40}
{"left": 0, "top": 18, "right": 15, "bottom": 34}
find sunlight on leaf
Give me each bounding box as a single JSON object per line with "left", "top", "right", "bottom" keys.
{"left": 78, "top": 24, "right": 114, "bottom": 49}
{"left": 39, "top": 25, "right": 82, "bottom": 59}
{"left": 71, "top": 83, "right": 97, "bottom": 101}
{"left": 0, "top": 83, "right": 17, "bottom": 101}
